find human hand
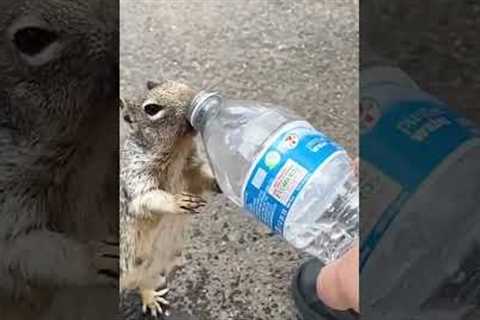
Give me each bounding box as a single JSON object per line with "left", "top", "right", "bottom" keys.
{"left": 316, "top": 242, "right": 359, "bottom": 312}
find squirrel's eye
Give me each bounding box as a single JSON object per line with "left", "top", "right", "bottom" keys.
{"left": 14, "top": 27, "right": 58, "bottom": 56}
{"left": 143, "top": 104, "right": 164, "bottom": 117}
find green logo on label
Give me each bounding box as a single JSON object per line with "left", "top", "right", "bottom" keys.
{"left": 265, "top": 151, "right": 281, "bottom": 169}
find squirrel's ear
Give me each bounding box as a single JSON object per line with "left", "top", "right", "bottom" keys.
{"left": 146, "top": 80, "right": 161, "bottom": 90}
{"left": 120, "top": 97, "right": 127, "bottom": 110}
{"left": 120, "top": 97, "right": 134, "bottom": 124}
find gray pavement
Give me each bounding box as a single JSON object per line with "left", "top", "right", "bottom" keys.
{"left": 120, "top": 0, "right": 358, "bottom": 319}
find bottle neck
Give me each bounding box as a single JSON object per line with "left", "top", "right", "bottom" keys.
{"left": 188, "top": 91, "right": 224, "bottom": 132}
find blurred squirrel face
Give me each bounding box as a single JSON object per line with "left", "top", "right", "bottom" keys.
{"left": 4, "top": 1, "right": 117, "bottom": 68}
{"left": 1, "top": 0, "right": 118, "bottom": 138}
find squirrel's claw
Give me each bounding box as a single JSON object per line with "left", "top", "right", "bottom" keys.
{"left": 176, "top": 192, "right": 206, "bottom": 214}
{"left": 90, "top": 239, "right": 119, "bottom": 286}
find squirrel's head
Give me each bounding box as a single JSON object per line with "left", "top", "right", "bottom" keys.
{"left": 1, "top": 0, "right": 117, "bottom": 140}
{"left": 120, "top": 80, "right": 196, "bottom": 150}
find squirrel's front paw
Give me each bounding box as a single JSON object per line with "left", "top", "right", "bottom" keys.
{"left": 89, "top": 238, "right": 119, "bottom": 286}
{"left": 141, "top": 287, "right": 170, "bottom": 317}
{"left": 175, "top": 192, "right": 206, "bottom": 214}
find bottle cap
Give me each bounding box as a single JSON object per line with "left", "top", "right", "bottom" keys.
{"left": 188, "top": 90, "right": 223, "bottom": 130}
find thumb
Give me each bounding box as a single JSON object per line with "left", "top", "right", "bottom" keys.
{"left": 316, "top": 242, "right": 359, "bottom": 312}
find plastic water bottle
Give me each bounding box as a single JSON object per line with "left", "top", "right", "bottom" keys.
{"left": 187, "top": 92, "right": 358, "bottom": 263}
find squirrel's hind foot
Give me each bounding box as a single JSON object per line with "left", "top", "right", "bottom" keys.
{"left": 141, "top": 287, "right": 170, "bottom": 317}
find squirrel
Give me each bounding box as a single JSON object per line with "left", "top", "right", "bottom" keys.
{"left": 119, "top": 80, "right": 219, "bottom": 318}
{"left": 0, "top": 0, "right": 118, "bottom": 319}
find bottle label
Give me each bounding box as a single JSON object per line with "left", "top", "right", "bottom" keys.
{"left": 242, "top": 121, "right": 343, "bottom": 235}
{"left": 360, "top": 85, "right": 480, "bottom": 270}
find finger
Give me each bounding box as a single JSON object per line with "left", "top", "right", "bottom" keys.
{"left": 184, "top": 197, "right": 206, "bottom": 205}
{"left": 316, "top": 243, "right": 359, "bottom": 312}
{"left": 180, "top": 192, "right": 206, "bottom": 202}
{"left": 180, "top": 206, "right": 195, "bottom": 213}
{"left": 156, "top": 288, "right": 169, "bottom": 296}
{"left": 100, "top": 244, "right": 119, "bottom": 258}
{"left": 153, "top": 301, "right": 162, "bottom": 314}
{"left": 157, "top": 297, "right": 169, "bottom": 305}
{"left": 184, "top": 202, "right": 204, "bottom": 209}
{"left": 316, "top": 260, "right": 346, "bottom": 310}
{"left": 95, "top": 257, "right": 118, "bottom": 273}
{"left": 102, "top": 236, "right": 119, "bottom": 246}
{"left": 98, "top": 269, "right": 119, "bottom": 279}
